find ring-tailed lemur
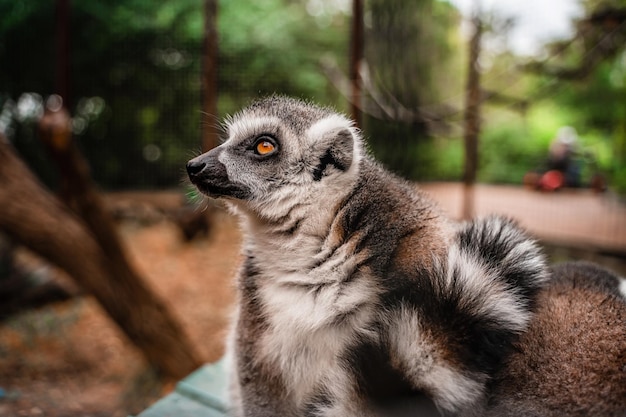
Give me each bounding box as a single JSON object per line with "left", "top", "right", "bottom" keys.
{"left": 186, "top": 96, "right": 621, "bottom": 416}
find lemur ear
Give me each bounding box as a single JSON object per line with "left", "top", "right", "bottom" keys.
{"left": 312, "top": 128, "right": 354, "bottom": 181}
{"left": 330, "top": 128, "right": 355, "bottom": 170}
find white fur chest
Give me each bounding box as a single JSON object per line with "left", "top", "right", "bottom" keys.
{"left": 248, "top": 235, "right": 381, "bottom": 407}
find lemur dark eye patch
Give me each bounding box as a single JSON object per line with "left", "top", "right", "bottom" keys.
{"left": 312, "top": 149, "right": 346, "bottom": 181}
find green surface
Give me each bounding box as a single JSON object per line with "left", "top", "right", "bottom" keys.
{"left": 137, "top": 358, "right": 228, "bottom": 417}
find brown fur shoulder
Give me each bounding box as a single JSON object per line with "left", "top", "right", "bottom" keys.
{"left": 487, "top": 261, "right": 626, "bottom": 417}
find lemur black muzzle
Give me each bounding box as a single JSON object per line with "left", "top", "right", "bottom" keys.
{"left": 187, "top": 147, "right": 251, "bottom": 200}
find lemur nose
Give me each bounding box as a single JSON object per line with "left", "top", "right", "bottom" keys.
{"left": 186, "top": 160, "right": 206, "bottom": 178}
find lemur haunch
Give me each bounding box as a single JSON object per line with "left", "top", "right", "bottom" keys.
{"left": 187, "top": 96, "right": 625, "bottom": 416}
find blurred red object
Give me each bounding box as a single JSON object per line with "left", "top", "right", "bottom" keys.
{"left": 538, "top": 170, "right": 565, "bottom": 191}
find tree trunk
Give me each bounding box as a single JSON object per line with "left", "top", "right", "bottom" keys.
{"left": 463, "top": 14, "right": 483, "bottom": 220}
{"left": 55, "top": 0, "right": 71, "bottom": 107}
{"left": 201, "top": 0, "right": 220, "bottom": 153}
{"left": 350, "top": 0, "right": 364, "bottom": 128}
{"left": 0, "top": 133, "right": 202, "bottom": 380}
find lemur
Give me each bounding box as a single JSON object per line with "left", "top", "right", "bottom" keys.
{"left": 187, "top": 96, "right": 625, "bottom": 416}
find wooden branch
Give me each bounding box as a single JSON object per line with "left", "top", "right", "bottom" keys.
{"left": 0, "top": 127, "right": 202, "bottom": 380}
{"left": 482, "top": 89, "right": 528, "bottom": 113}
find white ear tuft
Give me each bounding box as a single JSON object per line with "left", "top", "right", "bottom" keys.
{"left": 306, "top": 115, "right": 357, "bottom": 144}
{"left": 307, "top": 114, "right": 363, "bottom": 171}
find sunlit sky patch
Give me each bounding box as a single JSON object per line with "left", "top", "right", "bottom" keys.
{"left": 447, "top": 0, "right": 584, "bottom": 56}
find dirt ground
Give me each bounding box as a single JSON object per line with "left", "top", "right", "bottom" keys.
{"left": 0, "top": 205, "right": 242, "bottom": 417}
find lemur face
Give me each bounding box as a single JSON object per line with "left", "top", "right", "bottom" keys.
{"left": 186, "top": 96, "right": 360, "bottom": 212}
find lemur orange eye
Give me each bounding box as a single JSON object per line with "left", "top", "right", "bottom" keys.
{"left": 253, "top": 137, "right": 277, "bottom": 156}
{"left": 256, "top": 141, "right": 274, "bottom": 154}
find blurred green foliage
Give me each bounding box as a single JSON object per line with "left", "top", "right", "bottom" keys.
{"left": 218, "top": 0, "right": 348, "bottom": 113}
{"left": 0, "top": 0, "right": 624, "bottom": 194}
{"left": 1, "top": 0, "right": 206, "bottom": 188}
{"left": 0, "top": 0, "right": 348, "bottom": 189}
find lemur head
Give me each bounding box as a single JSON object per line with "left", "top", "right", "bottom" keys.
{"left": 187, "top": 96, "right": 363, "bottom": 218}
